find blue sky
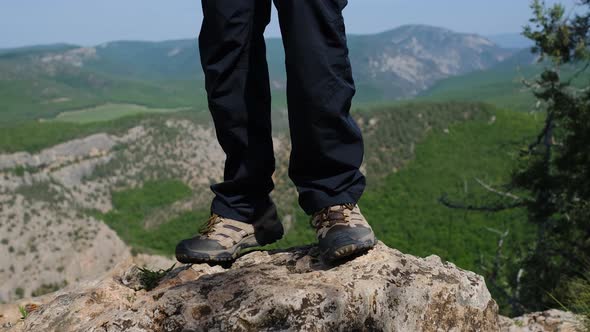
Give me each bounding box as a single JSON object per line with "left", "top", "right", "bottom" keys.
{"left": 0, "top": 0, "right": 581, "bottom": 48}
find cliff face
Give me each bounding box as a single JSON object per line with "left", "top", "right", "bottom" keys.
{"left": 3, "top": 242, "right": 500, "bottom": 332}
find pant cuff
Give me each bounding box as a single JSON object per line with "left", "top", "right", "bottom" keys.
{"left": 210, "top": 196, "right": 275, "bottom": 223}
{"left": 210, "top": 199, "right": 250, "bottom": 222}
{"left": 298, "top": 189, "right": 364, "bottom": 216}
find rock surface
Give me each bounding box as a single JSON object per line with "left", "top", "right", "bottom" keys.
{"left": 500, "top": 309, "right": 585, "bottom": 332}
{"left": 0, "top": 254, "right": 176, "bottom": 331}
{"left": 3, "top": 242, "right": 500, "bottom": 332}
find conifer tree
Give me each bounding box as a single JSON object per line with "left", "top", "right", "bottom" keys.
{"left": 512, "top": 0, "right": 589, "bottom": 311}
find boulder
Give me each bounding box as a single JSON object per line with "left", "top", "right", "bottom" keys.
{"left": 500, "top": 309, "right": 585, "bottom": 332}
{"left": 4, "top": 242, "right": 500, "bottom": 332}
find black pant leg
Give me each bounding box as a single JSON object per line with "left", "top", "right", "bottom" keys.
{"left": 199, "top": 0, "right": 275, "bottom": 222}
{"left": 273, "top": 0, "right": 366, "bottom": 215}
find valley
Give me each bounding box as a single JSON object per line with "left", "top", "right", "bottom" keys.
{"left": 0, "top": 24, "right": 553, "bottom": 316}
{"left": 0, "top": 100, "right": 538, "bottom": 315}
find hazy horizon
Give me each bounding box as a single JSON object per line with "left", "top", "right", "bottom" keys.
{"left": 1, "top": 0, "right": 581, "bottom": 48}
{"left": 0, "top": 25, "right": 530, "bottom": 49}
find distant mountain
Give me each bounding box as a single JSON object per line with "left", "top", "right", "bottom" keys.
{"left": 346, "top": 25, "right": 514, "bottom": 100}
{"left": 88, "top": 39, "right": 203, "bottom": 81}
{"left": 419, "top": 47, "right": 588, "bottom": 113}
{"left": 486, "top": 33, "right": 533, "bottom": 49}
{"left": 0, "top": 43, "right": 78, "bottom": 57}
{"left": 0, "top": 24, "right": 518, "bottom": 124}
{"left": 492, "top": 48, "right": 539, "bottom": 69}
{"left": 54, "top": 25, "right": 516, "bottom": 99}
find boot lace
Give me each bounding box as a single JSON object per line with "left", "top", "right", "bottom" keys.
{"left": 310, "top": 203, "right": 355, "bottom": 231}
{"left": 199, "top": 214, "right": 224, "bottom": 236}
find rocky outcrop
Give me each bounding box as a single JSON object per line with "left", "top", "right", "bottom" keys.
{"left": 0, "top": 254, "right": 176, "bottom": 331}
{"left": 3, "top": 242, "right": 500, "bottom": 332}
{"left": 0, "top": 194, "right": 129, "bottom": 303}
{"left": 500, "top": 309, "right": 585, "bottom": 332}
{"left": 0, "top": 128, "right": 143, "bottom": 171}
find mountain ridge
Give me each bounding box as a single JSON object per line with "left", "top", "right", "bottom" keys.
{"left": 486, "top": 32, "right": 534, "bottom": 49}
{"left": 0, "top": 24, "right": 523, "bottom": 125}
{"left": 2, "top": 24, "right": 505, "bottom": 53}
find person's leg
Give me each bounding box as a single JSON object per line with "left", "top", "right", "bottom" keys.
{"left": 273, "top": 0, "right": 375, "bottom": 262}
{"left": 273, "top": 0, "right": 366, "bottom": 215}
{"left": 176, "top": 0, "right": 284, "bottom": 264}
{"left": 199, "top": 0, "right": 275, "bottom": 222}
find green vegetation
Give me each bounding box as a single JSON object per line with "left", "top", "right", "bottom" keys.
{"left": 420, "top": 0, "right": 590, "bottom": 316}
{"left": 98, "top": 179, "right": 207, "bottom": 255}
{"left": 567, "top": 271, "right": 590, "bottom": 331}
{"left": 0, "top": 25, "right": 516, "bottom": 127}
{"left": 0, "top": 46, "right": 282, "bottom": 127}
{"left": 14, "top": 287, "right": 24, "bottom": 300}
{"left": 420, "top": 63, "right": 539, "bottom": 112}
{"left": 15, "top": 181, "right": 64, "bottom": 204}
{"left": 108, "top": 179, "right": 192, "bottom": 220}
{"left": 362, "top": 109, "right": 537, "bottom": 268}
{"left": 417, "top": 47, "right": 539, "bottom": 111}
{"left": 31, "top": 281, "right": 68, "bottom": 297}
{"left": 0, "top": 61, "right": 209, "bottom": 125}
{"left": 357, "top": 101, "right": 495, "bottom": 183}
{"left": 138, "top": 264, "right": 176, "bottom": 291}
{"left": 18, "top": 305, "right": 28, "bottom": 320}
{"left": 501, "top": 0, "right": 590, "bottom": 314}
{"left": 0, "top": 115, "right": 143, "bottom": 153}
{"left": 0, "top": 110, "right": 210, "bottom": 154}
{"left": 10, "top": 165, "right": 40, "bottom": 176}
{"left": 421, "top": 55, "right": 588, "bottom": 113}
{"left": 52, "top": 103, "right": 189, "bottom": 123}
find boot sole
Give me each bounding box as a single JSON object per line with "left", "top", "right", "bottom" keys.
{"left": 322, "top": 232, "right": 377, "bottom": 262}
{"left": 176, "top": 233, "right": 275, "bottom": 264}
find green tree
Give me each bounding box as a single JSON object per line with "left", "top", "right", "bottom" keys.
{"left": 513, "top": 0, "right": 590, "bottom": 311}
{"left": 440, "top": 0, "right": 589, "bottom": 315}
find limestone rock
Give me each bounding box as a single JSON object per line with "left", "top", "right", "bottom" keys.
{"left": 500, "top": 309, "right": 585, "bottom": 332}
{"left": 3, "top": 242, "right": 500, "bottom": 332}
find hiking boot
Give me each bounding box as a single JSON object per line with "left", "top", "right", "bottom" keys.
{"left": 175, "top": 204, "right": 284, "bottom": 264}
{"left": 311, "top": 203, "right": 377, "bottom": 262}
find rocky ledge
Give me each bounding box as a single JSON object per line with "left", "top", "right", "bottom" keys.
{"left": 0, "top": 242, "right": 512, "bottom": 331}
{"left": 500, "top": 309, "right": 584, "bottom": 332}
{"left": 2, "top": 243, "right": 583, "bottom": 332}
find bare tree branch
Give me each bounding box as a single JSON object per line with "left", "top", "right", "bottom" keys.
{"left": 474, "top": 177, "right": 528, "bottom": 201}
{"left": 481, "top": 227, "right": 526, "bottom": 314}
{"left": 438, "top": 194, "right": 526, "bottom": 212}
